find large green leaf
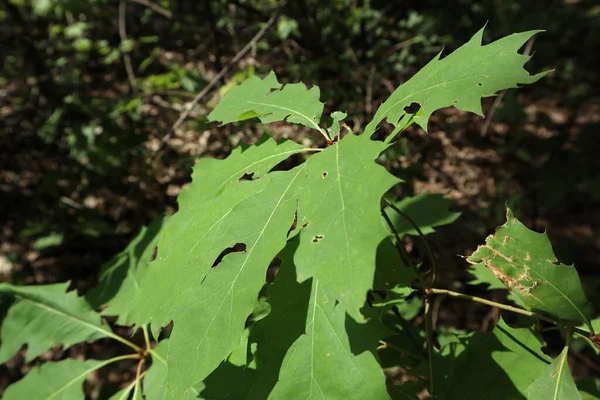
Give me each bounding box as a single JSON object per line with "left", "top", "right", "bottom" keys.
{"left": 3, "top": 358, "right": 103, "bottom": 400}
{"left": 130, "top": 136, "right": 306, "bottom": 331}
{"left": 87, "top": 217, "right": 165, "bottom": 325}
{"left": 364, "top": 27, "right": 548, "bottom": 138}
{"left": 294, "top": 133, "right": 400, "bottom": 320}
{"left": 467, "top": 208, "right": 593, "bottom": 327}
{"left": 434, "top": 319, "right": 550, "bottom": 399}
{"left": 130, "top": 133, "right": 398, "bottom": 395}
{"left": 268, "top": 278, "right": 391, "bottom": 400}
{"left": 208, "top": 71, "right": 327, "bottom": 136}
{"left": 526, "top": 346, "right": 581, "bottom": 400}
{"left": 163, "top": 168, "right": 302, "bottom": 397}
{"left": 0, "top": 283, "right": 111, "bottom": 363}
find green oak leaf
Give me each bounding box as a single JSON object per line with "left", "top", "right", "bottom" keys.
{"left": 242, "top": 237, "right": 313, "bottom": 399}
{"left": 364, "top": 27, "right": 548, "bottom": 138}
{"left": 384, "top": 192, "right": 460, "bottom": 237}
{"left": 526, "top": 346, "right": 581, "bottom": 400}
{"left": 87, "top": 216, "right": 166, "bottom": 325}
{"left": 0, "top": 283, "right": 111, "bottom": 364}
{"left": 467, "top": 208, "right": 593, "bottom": 328}
{"left": 130, "top": 133, "right": 399, "bottom": 395}
{"left": 268, "top": 278, "right": 391, "bottom": 400}
{"left": 294, "top": 133, "right": 400, "bottom": 321}
{"left": 3, "top": 359, "right": 103, "bottom": 400}
{"left": 328, "top": 110, "right": 348, "bottom": 140}
{"left": 434, "top": 319, "right": 550, "bottom": 399}
{"left": 129, "top": 135, "right": 304, "bottom": 331}
{"left": 208, "top": 71, "right": 327, "bottom": 136}
{"left": 163, "top": 168, "right": 302, "bottom": 398}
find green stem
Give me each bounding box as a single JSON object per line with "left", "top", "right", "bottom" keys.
{"left": 109, "top": 332, "right": 143, "bottom": 353}
{"left": 377, "top": 340, "right": 423, "bottom": 361}
{"left": 428, "top": 288, "right": 592, "bottom": 338}
{"left": 384, "top": 198, "right": 437, "bottom": 287}
{"left": 424, "top": 297, "right": 435, "bottom": 399}
{"left": 142, "top": 324, "right": 152, "bottom": 352}
{"left": 49, "top": 354, "right": 140, "bottom": 399}
{"left": 381, "top": 207, "right": 428, "bottom": 290}
{"left": 148, "top": 347, "right": 167, "bottom": 365}
{"left": 132, "top": 357, "right": 146, "bottom": 400}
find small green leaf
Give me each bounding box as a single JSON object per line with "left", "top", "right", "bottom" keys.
{"left": 435, "top": 319, "right": 550, "bottom": 399}
{"left": 3, "top": 359, "right": 103, "bottom": 400}
{"left": 208, "top": 71, "right": 326, "bottom": 136}
{"left": 467, "top": 208, "right": 593, "bottom": 327}
{"left": 328, "top": 110, "right": 348, "bottom": 140}
{"left": 526, "top": 346, "right": 581, "bottom": 400}
{"left": 364, "top": 27, "right": 548, "bottom": 138}
{"left": 0, "top": 283, "right": 111, "bottom": 363}
{"left": 86, "top": 217, "right": 166, "bottom": 326}
{"left": 384, "top": 192, "right": 460, "bottom": 237}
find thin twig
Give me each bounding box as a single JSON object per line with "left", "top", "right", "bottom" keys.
{"left": 428, "top": 288, "right": 593, "bottom": 339}
{"left": 365, "top": 64, "right": 375, "bottom": 116}
{"left": 384, "top": 198, "right": 437, "bottom": 287}
{"left": 119, "top": 0, "right": 137, "bottom": 93}
{"left": 130, "top": 0, "right": 173, "bottom": 19}
{"left": 381, "top": 207, "right": 428, "bottom": 291}
{"left": 132, "top": 358, "right": 147, "bottom": 400}
{"left": 424, "top": 296, "right": 435, "bottom": 399}
{"left": 154, "top": 12, "right": 279, "bottom": 158}
{"left": 142, "top": 324, "right": 152, "bottom": 351}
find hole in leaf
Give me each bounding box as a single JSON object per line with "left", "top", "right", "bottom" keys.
{"left": 150, "top": 246, "right": 158, "bottom": 262}
{"left": 403, "top": 102, "right": 421, "bottom": 115}
{"left": 452, "top": 99, "right": 458, "bottom": 104}
{"left": 269, "top": 151, "right": 304, "bottom": 173}
{"left": 322, "top": 172, "right": 328, "bottom": 178}
{"left": 302, "top": 221, "right": 310, "bottom": 228}
{"left": 477, "top": 83, "right": 483, "bottom": 86}
{"left": 212, "top": 243, "right": 247, "bottom": 268}
{"left": 238, "top": 172, "right": 255, "bottom": 182}
{"left": 312, "top": 234, "right": 324, "bottom": 243}
{"left": 266, "top": 255, "right": 282, "bottom": 284}
{"left": 287, "top": 207, "right": 298, "bottom": 238}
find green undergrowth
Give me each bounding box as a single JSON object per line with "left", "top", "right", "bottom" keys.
{"left": 1, "top": 27, "right": 599, "bottom": 400}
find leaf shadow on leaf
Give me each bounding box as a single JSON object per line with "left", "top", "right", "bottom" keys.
{"left": 196, "top": 362, "right": 257, "bottom": 400}
{"left": 434, "top": 326, "right": 547, "bottom": 400}
{"left": 373, "top": 238, "right": 417, "bottom": 292}
{"left": 199, "top": 238, "right": 311, "bottom": 399}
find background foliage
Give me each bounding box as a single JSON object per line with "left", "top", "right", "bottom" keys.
{"left": 1, "top": 0, "right": 599, "bottom": 396}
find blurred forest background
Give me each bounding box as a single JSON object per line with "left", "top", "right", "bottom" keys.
{"left": 1, "top": 0, "right": 599, "bottom": 395}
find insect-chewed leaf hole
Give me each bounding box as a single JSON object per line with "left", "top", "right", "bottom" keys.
{"left": 477, "top": 82, "right": 483, "bottom": 86}
{"left": 238, "top": 172, "right": 255, "bottom": 182}
{"left": 212, "top": 243, "right": 247, "bottom": 268}
{"left": 322, "top": 172, "right": 328, "bottom": 178}
{"left": 312, "top": 234, "right": 324, "bottom": 243}
{"left": 452, "top": 99, "right": 458, "bottom": 104}
{"left": 302, "top": 221, "right": 310, "bottom": 228}
{"left": 403, "top": 102, "right": 421, "bottom": 114}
